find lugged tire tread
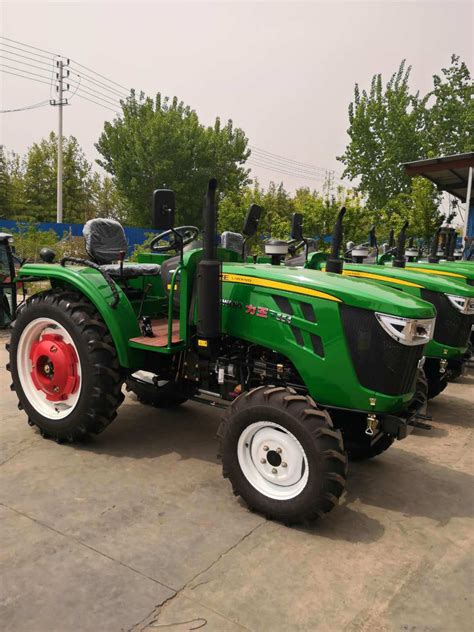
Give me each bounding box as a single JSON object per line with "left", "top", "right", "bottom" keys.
{"left": 218, "top": 386, "right": 347, "bottom": 524}
{"left": 8, "top": 288, "right": 124, "bottom": 441}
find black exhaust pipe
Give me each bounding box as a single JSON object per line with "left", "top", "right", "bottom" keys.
{"left": 197, "top": 178, "right": 220, "bottom": 346}
{"left": 446, "top": 228, "right": 456, "bottom": 261}
{"left": 428, "top": 227, "right": 441, "bottom": 263}
{"left": 326, "top": 207, "right": 346, "bottom": 274}
{"left": 388, "top": 228, "right": 395, "bottom": 250}
{"left": 392, "top": 221, "right": 408, "bottom": 268}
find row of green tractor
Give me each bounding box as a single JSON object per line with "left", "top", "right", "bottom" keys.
{"left": 5, "top": 179, "right": 473, "bottom": 524}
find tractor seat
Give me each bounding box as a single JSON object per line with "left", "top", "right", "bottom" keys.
{"left": 221, "top": 231, "right": 244, "bottom": 254}
{"left": 83, "top": 219, "right": 161, "bottom": 279}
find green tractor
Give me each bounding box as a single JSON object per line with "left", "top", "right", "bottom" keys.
{"left": 391, "top": 226, "right": 474, "bottom": 284}
{"left": 7, "top": 180, "right": 437, "bottom": 524}
{"left": 283, "top": 215, "right": 473, "bottom": 397}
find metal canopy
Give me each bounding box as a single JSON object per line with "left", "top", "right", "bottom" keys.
{"left": 403, "top": 152, "right": 474, "bottom": 202}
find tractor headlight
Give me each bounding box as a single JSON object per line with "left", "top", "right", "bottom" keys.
{"left": 375, "top": 313, "right": 435, "bottom": 346}
{"left": 446, "top": 294, "right": 474, "bottom": 315}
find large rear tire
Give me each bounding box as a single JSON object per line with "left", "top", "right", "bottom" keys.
{"left": 7, "top": 289, "right": 124, "bottom": 442}
{"left": 218, "top": 386, "right": 347, "bottom": 524}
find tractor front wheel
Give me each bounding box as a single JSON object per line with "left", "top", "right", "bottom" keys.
{"left": 218, "top": 386, "right": 347, "bottom": 524}
{"left": 8, "top": 289, "right": 124, "bottom": 442}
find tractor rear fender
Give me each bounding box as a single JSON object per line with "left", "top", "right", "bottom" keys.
{"left": 18, "top": 263, "right": 141, "bottom": 368}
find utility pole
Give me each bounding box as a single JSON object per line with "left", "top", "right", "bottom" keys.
{"left": 51, "top": 59, "right": 69, "bottom": 223}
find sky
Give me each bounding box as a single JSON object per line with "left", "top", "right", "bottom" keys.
{"left": 1, "top": 0, "right": 473, "bottom": 193}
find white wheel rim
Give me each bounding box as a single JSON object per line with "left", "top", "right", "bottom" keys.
{"left": 237, "top": 421, "right": 309, "bottom": 500}
{"left": 17, "top": 317, "right": 82, "bottom": 420}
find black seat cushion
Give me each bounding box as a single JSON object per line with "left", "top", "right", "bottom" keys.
{"left": 100, "top": 263, "right": 161, "bottom": 279}
{"left": 83, "top": 218, "right": 160, "bottom": 279}
{"left": 221, "top": 231, "right": 244, "bottom": 254}
{"left": 83, "top": 218, "right": 129, "bottom": 264}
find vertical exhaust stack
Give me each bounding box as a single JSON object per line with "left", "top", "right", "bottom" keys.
{"left": 326, "top": 207, "right": 346, "bottom": 274}
{"left": 392, "top": 221, "right": 408, "bottom": 268}
{"left": 428, "top": 227, "right": 441, "bottom": 263}
{"left": 388, "top": 228, "right": 395, "bottom": 250}
{"left": 197, "top": 178, "right": 221, "bottom": 349}
{"left": 446, "top": 228, "right": 457, "bottom": 261}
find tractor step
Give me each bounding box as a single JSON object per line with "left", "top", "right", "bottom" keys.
{"left": 129, "top": 318, "right": 184, "bottom": 353}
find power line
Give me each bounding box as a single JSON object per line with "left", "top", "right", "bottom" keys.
{"left": 68, "top": 58, "right": 129, "bottom": 92}
{"left": 250, "top": 155, "right": 328, "bottom": 178}
{"left": 67, "top": 79, "right": 121, "bottom": 109}
{"left": 0, "top": 47, "right": 55, "bottom": 69}
{"left": 0, "top": 54, "right": 55, "bottom": 74}
{"left": 0, "top": 67, "right": 52, "bottom": 86}
{"left": 248, "top": 160, "right": 330, "bottom": 182}
{"left": 68, "top": 64, "right": 128, "bottom": 99}
{"left": 67, "top": 74, "right": 123, "bottom": 104}
{"left": 0, "top": 99, "right": 50, "bottom": 113}
{"left": 250, "top": 153, "right": 329, "bottom": 177}
{"left": 0, "top": 39, "right": 55, "bottom": 62}
{"left": 0, "top": 62, "right": 51, "bottom": 82}
{"left": 73, "top": 92, "right": 120, "bottom": 113}
{"left": 250, "top": 145, "right": 330, "bottom": 173}
{"left": 0, "top": 35, "right": 57, "bottom": 57}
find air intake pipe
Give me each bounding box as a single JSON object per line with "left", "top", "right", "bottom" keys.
{"left": 428, "top": 227, "right": 441, "bottom": 263}
{"left": 326, "top": 207, "right": 346, "bottom": 274}
{"left": 197, "top": 178, "right": 220, "bottom": 347}
{"left": 392, "top": 221, "right": 408, "bottom": 268}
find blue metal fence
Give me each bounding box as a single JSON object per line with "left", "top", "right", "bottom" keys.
{"left": 0, "top": 219, "right": 158, "bottom": 255}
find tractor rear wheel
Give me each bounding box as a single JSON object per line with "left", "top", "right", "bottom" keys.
{"left": 218, "top": 386, "right": 347, "bottom": 524}
{"left": 126, "top": 373, "right": 188, "bottom": 408}
{"left": 7, "top": 289, "right": 124, "bottom": 442}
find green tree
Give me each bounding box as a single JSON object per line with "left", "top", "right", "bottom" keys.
{"left": 0, "top": 146, "right": 10, "bottom": 217}
{"left": 338, "top": 60, "right": 425, "bottom": 210}
{"left": 218, "top": 176, "right": 369, "bottom": 253}
{"left": 89, "top": 174, "right": 127, "bottom": 222}
{"left": 425, "top": 55, "right": 474, "bottom": 155}
{"left": 376, "top": 177, "right": 443, "bottom": 243}
{"left": 17, "top": 132, "right": 95, "bottom": 223}
{"left": 96, "top": 92, "right": 250, "bottom": 227}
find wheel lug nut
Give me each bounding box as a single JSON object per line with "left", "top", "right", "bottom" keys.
{"left": 53, "top": 386, "right": 60, "bottom": 393}
{"left": 263, "top": 445, "right": 269, "bottom": 451}
{"left": 282, "top": 462, "right": 287, "bottom": 468}
{"left": 276, "top": 447, "right": 282, "bottom": 454}
{"left": 50, "top": 345, "right": 57, "bottom": 353}
{"left": 260, "top": 458, "right": 266, "bottom": 464}
{"left": 271, "top": 468, "right": 277, "bottom": 474}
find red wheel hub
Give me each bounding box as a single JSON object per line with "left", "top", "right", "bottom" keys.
{"left": 29, "top": 333, "right": 80, "bottom": 401}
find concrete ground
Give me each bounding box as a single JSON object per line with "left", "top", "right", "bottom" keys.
{"left": 0, "top": 330, "right": 473, "bottom": 632}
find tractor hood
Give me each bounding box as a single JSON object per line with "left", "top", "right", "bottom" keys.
{"left": 405, "top": 262, "right": 474, "bottom": 284}
{"left": 221, "top": 262, "right": 436, "bottom": 319}
{"left": 341, "top": 262, "right": 474, "bottom": 298}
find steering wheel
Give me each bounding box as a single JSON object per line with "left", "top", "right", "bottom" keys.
{"left": 287, "top": 238, "right": 316, "bottom": 257}
{"left": 149, "top": 226, "right": 199, "bottom": 253}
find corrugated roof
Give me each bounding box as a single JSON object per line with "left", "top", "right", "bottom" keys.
{"left": 403, "top": 152, "right": 474, "bottom": 202}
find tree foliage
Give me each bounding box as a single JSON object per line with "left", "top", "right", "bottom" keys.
{"left": 338, "top": 55, "right": 473, "bottom": 212}
{"left": 425, "top": 55, "right": 474, "bottom": 155}
{"left": 218, "top": 177, "right": 371, "bottom": 253}
{"left": 1, "top": 135, "right": 123, "bottom": 223}
{"left": 95, "top": 92, "right": 250, "bottom": 226}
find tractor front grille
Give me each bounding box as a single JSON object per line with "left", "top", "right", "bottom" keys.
{"left": 421, "top": 289, "right": 472, "bottom": 348}
{"left": 339, "top": 305, "right": 423, "bottom": 396}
